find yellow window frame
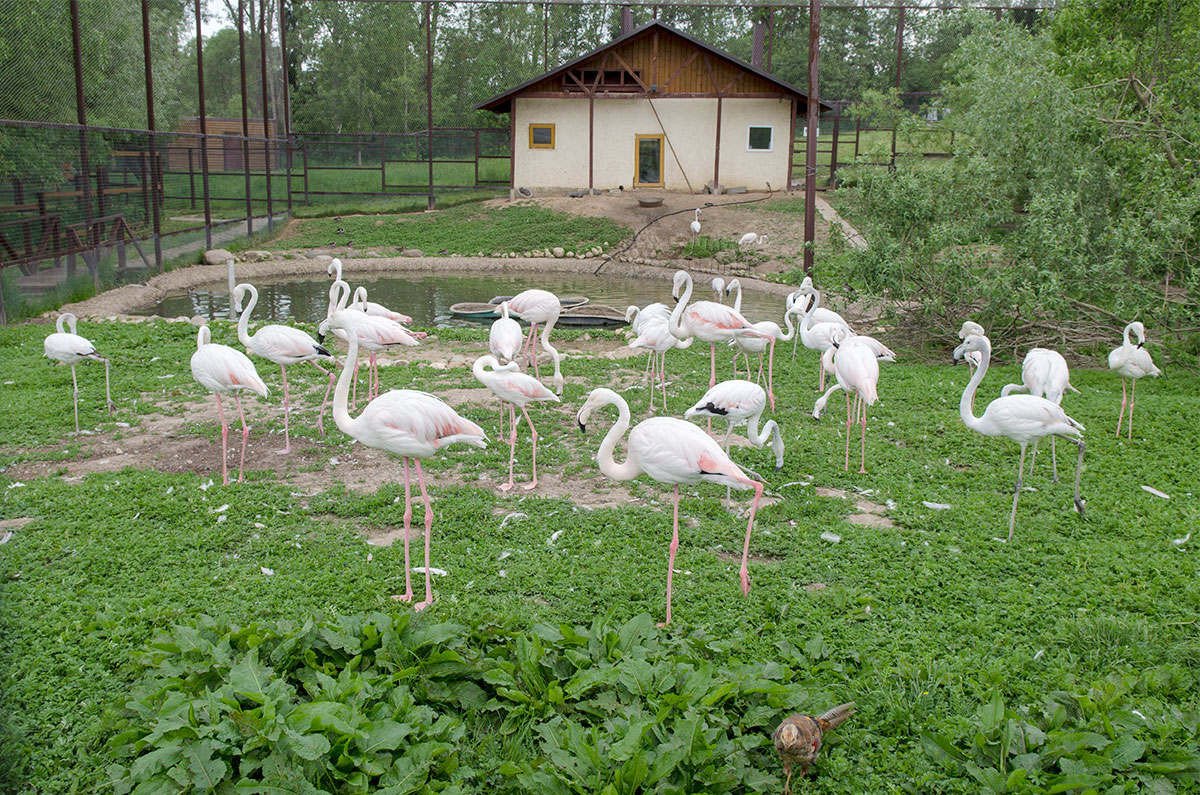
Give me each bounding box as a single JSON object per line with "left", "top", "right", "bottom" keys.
{"left": 634, "top": 134, "right": 665, "bottom": 187}
{"left": 529, "top": 123, "right": 555, "bottom": 149}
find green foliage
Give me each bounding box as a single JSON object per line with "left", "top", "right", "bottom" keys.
{"left": 679, "top": 235, "right": 737, "bottom": 260}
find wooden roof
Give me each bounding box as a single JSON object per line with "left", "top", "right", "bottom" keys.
{"left": 476, "top": 20, "right": 832, "bottom": 113}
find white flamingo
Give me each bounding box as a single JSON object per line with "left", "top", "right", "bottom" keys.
{"left": 685, "top": 380, "right": 784, "bottom": 472}
{"left": 498, "top": 289, "right": 564, "bottom": 396}
{"left": 1108, "top": 321, "right": 1161, "bottom": 439}
{"left": 788, "top": 282, "right": 848, "bottom": 358}
{"left": 43, "top": 312, "right": 113, "bottom": 433}
{"left": 730, "top": 302, "right": 800, "bottom": 412}
{"left": 690, "top": 209, "right": 702, "bottom": 241}
{"left": 473, "top": 355, "right": 559, "bottom": 491}
{"left": 233, "top": 282, "right": 335, "bottom": 453}
{"left": 489, "top": 301, "right": 524, "bottom": 364}
{"left": 954, "top": 333, "right": 1085, "bottom": 542}
{"left": 321, "top": 280, "right": 419, "bottom": 406}
{"left": 629, "top": 317, "right": 680, "bottom": 412}
{"left": 711, "top": 276, "right": 726, "bottom": 303}
{"left": 190, "top": 325, "right": 269, "bottom": 485}
{"left": 668, "top": 270, "right": 763, "bottom": 391}
{"left": 626, "top": 302, "right": 672, "bottom": 403}
{"left": 328, "top": 309, "right": 487, "bottom": 611}
{"left": 578, "top": 388, "right": 764, "bottom": 627}
{"left": 738, "top": 232, "right": 768, "bottom": 247}
{"left": 794, "top": 281, "right": 851, "bottom": 391}
{"left": 1000, "top": 348, "right": 1080, "bottom": 480}
{"left": 352, "top": 286, "right": 414, "bottom": 325}
{"left": 813, "top": 326, "right": 880, "bottom": 473}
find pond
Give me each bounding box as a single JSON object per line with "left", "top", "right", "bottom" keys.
{"left": 136, "top": 272, "right": 790, "bottom": 328}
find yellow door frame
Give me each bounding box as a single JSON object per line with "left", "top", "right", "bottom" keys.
{"left": 634, "top": 134, "right": 665, "bottom": 187}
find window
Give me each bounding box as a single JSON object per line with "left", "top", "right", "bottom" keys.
{"left": 529, "top": 123, "right": 555, "bottom": 149}
{"left": 747, "top": 125, "right": 773, "bottom": 152}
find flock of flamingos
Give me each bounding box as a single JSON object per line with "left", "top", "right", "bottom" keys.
{"left": 41, "top": 260, "right": 1162, "bottom": 622}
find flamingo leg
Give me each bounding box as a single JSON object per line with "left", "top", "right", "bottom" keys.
{"left": 529, "top": 323, "right": 542, "bottom": 379}
{"left": 351, "top": 357, "right": 360, "bottom": 412}
{"left": 522, "top": 322, "right": 537, "bottom": 372}
{"left": 647, "top": 351, "right": 657, "bottom": 412}
{"left": 69, "top": 364, "right": 80, "bottom": 433}
{"left": 312, "top": 360, "right": 336, "bottom": 438}
{"left": 234, "top": 393, "right": 250, "bottom": 484}
{"left": 501, "top": 403, "right": 517, "bottom": 492}
{"left": 1066, "top": 435, "right": 1086, "bottom": 517}
{"left": 738, "top": 481, "right": 763, "bottom": 597}
{"left": 1115, "top": 377, "right": 1127, "bottom": 438}
{"left": 859, "top": 394, "right": 868, "bottom": 474}
{"left": 1028, "top": 440, "right": 1038, "bottom": 477}
{"left": 708, "top": 342, "right": 717, "bottom": 387}
{"left": 216, "top": 394, "right": 229, "bottom": 486}
{"left": 1050, "top": 436, "right": 1058, "bottom": 483}
{"left": 413, "top": 458, "right": 435, "bottom": 611}
{"left": 498, "top": 398, "right": 506, "bottom": 451}
{"left": 791, "top": 330, "right": 800, "bottom": 359}
{"left": 756, "top": 351, "right": 765, "bottom": 388}
{"left": 369, "top": 352, "right": 379, "bottom": 399}
{"left": 659, "top": 485, "right": 681, "bottom": 627}
{"left": 1007, "top": 445, "right": 1028, "bottom": 542}
{"left": 521, "top": 404, "right": 540, "bottom": 490}
{"left": 658, "top": 351, "right": 668, "bottom": 410}
{"left": 277, "top": 364, "right": 292, "bottom": 454}
{"left": 844, "top": 391, "right": 853, "bottom": 471}
{"left": 398, "top": 457, "right": 414, "bottom": 602}
{"left": 1128, "top": 378, "right": 1136, "bottom": 439}
{"left": 766, "top": 340, "right": 776, "bottom": 412}
{"left": 819, "top": 356, "right": 827, "bottom": 392}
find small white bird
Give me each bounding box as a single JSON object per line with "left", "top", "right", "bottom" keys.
{"left": 1108, "top": 321, "right": 1161, "bottom": 439}
{"left": 43, "top": 312, "right": 113, "bottom": 433}
{"left": 738, "top": 232, "right": 768, "bottom": 247}
{"left": 954, "top": 333, "right": 1085, "bottom": 542}
{"left": 690, "top": 208, "right": 702, "bottom": 240}
{"left": 190, "top": 325, "right": 269, "bottom": 486}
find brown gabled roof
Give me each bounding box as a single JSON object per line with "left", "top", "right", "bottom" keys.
{"left": 475, "top": 20, "right": 833, "bottom": 113}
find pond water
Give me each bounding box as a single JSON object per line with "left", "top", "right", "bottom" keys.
{"left": 138, "top": 272, "right": 789, "bottom": 328}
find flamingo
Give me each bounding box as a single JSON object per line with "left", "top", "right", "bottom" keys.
{"left": 738, "top": 232, "right": 768, "bottom": 247}
{"left": 43, "top": 313, "right": 114, "bottom": 433}
{"left": 352, "top": 286, "right": 414, "bottom": 325}
{"left": 711, "top": 276, "right": 726, "bottom": 303}
{"left": 629, "top": 317, "right": 680, "bottom": 412}
{"left": 320, "top": 280, "right": 419, "bottom": 406}
{"left": 684, "top": 380, "right": 784, "bottom": 472}
{"left": 812, "top": 327, "right": 880, "bottom": 473}
{"left": 725, "top": 278, "right": 744, "bottom": 312}
{"left": 327, "top": 309, "right": 487, "bottom": 611}
{"left": 233, "top": 282, "right": 335, "bottom": 453}
{"left": 954, "top": 334, "right": 1085, "bottom": 541}
{"left": 793, "top": 281, "right": 852, "bottom": 391}
{"left": 498, "top": 289, "right": 563, "bottom": 396}
{"left": 668, "top": 270, "right": 763, "bottom": 392}
{"left": 730, "top": 303, "right": 800, "bottom": 412}
{"left": 577, "top": 387, "right": 764, "bottom": 626}
{"left": 472, "top": 355, "right": 559, "bottom": 491}
{"left": 1000, "top": 348, "right": 1080, "bottom": 480}
{"left": 489, "top": 301, "right": 524, "bottom": 364}
{"left": 788, "top": 282, "right": 848, "bottom": 359}
{"left": 690, "top": 208, "right": 702, "bottom": 241}
{"left": 1108, "top": 321, "right": 1161, "bottom": 439}
{"left": 190, "top": 325, "right": 269, "bottom": 485}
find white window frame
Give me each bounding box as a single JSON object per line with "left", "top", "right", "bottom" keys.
{"left": 746, "top": 125, "right": 774, "bottom": 152}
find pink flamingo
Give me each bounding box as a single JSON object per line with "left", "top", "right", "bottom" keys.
{"left": 233, "top": 282, "right": 334, "bottom": 453}
{"left": 497, "top": 289, "right": 563, "bottom": 395}
{"left": 43, "top": 312, "right": 113, "bottom": 433}
{"left": 489, "top": 301, "right": 523, "bottom": 364}
{"left": 626, "top": 302, "right": 672, "bottom": 402}
{"left": 328, "top": 309, "right": 487, "bottom": 611}
{"left": 1108, "top": 321, "right": 1161, "bottom": 439}
{"left": 578, "top": 387, "right": 764, "bottom": 627}
{"left": 320, "top": 280, "right": 419, "bottom": 406}
{"left": 668, "top": 270, "right": 763, "bottom": 390}
{"left": 730, "top": 300, "right": 800, "bottom": 412}
{"left": 190, "top": 325, "right": 269, "bottom": 485}
{"left": 794, "top": 281, "right": 853, "bottom": 391}
{"left": 352, "top": 285, "right": 413, "bottom": 325}
{"left": 629, "top": 317, "right": 680, "bottom": 412}
{"left": 955, "top": 333, "right": 1085, "bottom": 541}
{"left": 472, "top": 355, "right": 559, "bottom": 491}
{"left": 812, "top": 327, "right": 880, "bottom": 473}
{"left": 685, "top": 379, "right": 784, "bottom": 472}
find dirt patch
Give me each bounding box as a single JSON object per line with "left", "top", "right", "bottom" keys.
{"left": 846, "top": 513, "right": 896, "bottom": 529}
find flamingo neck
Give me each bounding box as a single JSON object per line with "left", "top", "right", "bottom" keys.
{"left": 328, "top": 280, "right": 351, "bottom": 320}
{"left": 778, "top": 307, "right": 797, "bottom": 341}
{"left": 57, "top": 314, "right": 75, "bottom": 334}
{"left": 669, "top": 273, "right": 693, "bottom": 341}
{"left": 960, "top": 339, "right": 991, "bottom": 433}
{"left": 236, "top": 284, "right": 258, "bottom": 348}
{"left": 539, "top": 317, "right": 563, "bottom": 391}
{"left": 594, "top": 391, "right": 640, "bottom": 482}
{"left": 472, "top": 355, "right": 499, "bottom": 382}
{"left": 196, "top": 326, "right": 210, "bottom": 349}
{"left": 331, "top": 320, "right": 361, "bottom": 437}
{"left": 730, "top": 282, "right": 743, "bottom": 313}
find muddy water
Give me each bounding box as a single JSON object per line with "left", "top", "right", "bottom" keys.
{"left": 135, "top": 272, "right": 789, "bottom": 328}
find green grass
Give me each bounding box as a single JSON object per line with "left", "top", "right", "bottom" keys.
{"left": 270, "top": 203, "right": 632, "bottom": 257}
{"left": 1, "top": 316, "right": 1199, "bottom": 792}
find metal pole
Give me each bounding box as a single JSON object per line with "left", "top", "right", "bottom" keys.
{"left": 279, "top": 0, "right": 293, "bottom": 213}
{"left": 828, "top": 102, "right": 841, "bottom": 187}
{"left": 259, "top": 0, "right": 274, "bottom": 231}
{"left": 238, "top": 0, "right": 254, "bottom": 239}
{"left": 69, "top": 0, "right": 96, "bottom": 289}
{"left": 141, "top": 0, "right": 163, "bottom": 270}
{"left": 195, "top": 0, "right": 213, "bottom": 249}
{"left": 891, "top": 6, "right": 904, "bottom": 168}
{"left": 802, "top": 0, "right": 819, "bottom": 278}
{"left": 425, "top": 1, "right": 435, "bottom": 210}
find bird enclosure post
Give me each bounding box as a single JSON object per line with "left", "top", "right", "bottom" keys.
{"left": 259, "top": 0, "right": 274, "bottom": 233}
{"left": 238, "top": 0, "right": 254, "bottom": 240}
{"left": 425, "top": 1, "right": 435, "bottom": 211}
{"left": 803, "top": 0, "right": 820, "bottom": 278}
{"left": 194, "top": 0, "right": 213, "bottom": 249}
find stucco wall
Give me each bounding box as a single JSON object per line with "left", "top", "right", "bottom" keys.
{"left": 512, "top": 96, "right": 792, "bottom": 193}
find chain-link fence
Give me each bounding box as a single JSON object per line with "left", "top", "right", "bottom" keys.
{"left": 0, "top": 0, "right": 1054, "bottom": 322}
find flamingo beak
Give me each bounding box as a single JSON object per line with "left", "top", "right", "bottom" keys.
{"left": 577, "top": 419, "right": 587, "bottom": 434}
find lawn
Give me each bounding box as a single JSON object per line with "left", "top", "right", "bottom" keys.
{"left": 1, "top": 314, "right": 1198, "bottom": 793}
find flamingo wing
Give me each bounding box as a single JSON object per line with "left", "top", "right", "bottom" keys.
{"left": 361, "top": 390, "right": 487, "bottom": 454}
{"left": 981, "top": 395, "right": 1083, "bottom": 443}
{"left": 686, "top": 379, "right": 765, "bottom": 420}
{"left": 251, "top": 325, "right": 330, "bottom": 364}
{"left": 630, "top": 418, "right": 754, "bottom": 489}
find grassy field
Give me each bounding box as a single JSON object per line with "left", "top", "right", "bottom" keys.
{"left": 1, "top": 315, "right": 1199, "bottom": 793}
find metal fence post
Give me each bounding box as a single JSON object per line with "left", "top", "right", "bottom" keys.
{"left": 141, "top": 0, "right": 162, "bottom": 270}
{"left": 259, "top": 0, "right": 274, "bottom": 232}
{"left": 195, "top": 0, "right": 213, "bottom": 250}
{"left": 70, "top": 0, "right": 98, "bottom": 289}
{"left": 238, "top": 0, "right": 254, "bottom": 239}
{"left": 802, "top": 0, "right": 820, "bottom": 278}
{"left": 425, "top": 0, "right": 435, "bottom": 211}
